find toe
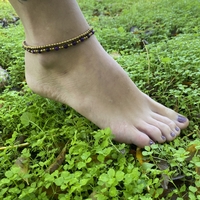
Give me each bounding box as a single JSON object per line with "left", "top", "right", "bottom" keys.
{"left": 150, "top": 99, "right": 189, "bottom": 129}
{"left": 112, "top": 125, "right": 154, "bottom": 148}
{"left": 139, "top": 115, "right": 181, "bottom": 142}
{"left": 175, "top": 115, "right": 189, "bottom": 129}
{"left": 129, "top": 130, "right": 155, "bottom": 148}
{"left": 151, "top": 113, "right": 181, "bottom": 139}
{"left": 138, "top": 122, "right": 167, "bottom": 143}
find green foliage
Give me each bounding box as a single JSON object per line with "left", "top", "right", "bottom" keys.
{"left": 0, "top": 0, "right": 16, "bottom": 20}
{"left": 79, "top": 0, "right": 200, "bottom": 52}
{"left": 0, "top": 0, "right": 200, "bottom": 199}
{"left": 0, "top": 0, "right": 25, "bottom": 88}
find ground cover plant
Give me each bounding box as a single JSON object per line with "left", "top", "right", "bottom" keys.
{"left": 0, "top": 0, "right": 200, "bottom": 199}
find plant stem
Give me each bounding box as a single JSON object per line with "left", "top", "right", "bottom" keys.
{"left": 0, "top": 142, "right": 29, "bottom": 150}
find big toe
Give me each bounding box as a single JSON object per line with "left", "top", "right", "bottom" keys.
{"left": 176, "top": 114, "right": 189, "bottom": 129}
{"left": 151, "top": 99, "right": 189, "bottom": 129}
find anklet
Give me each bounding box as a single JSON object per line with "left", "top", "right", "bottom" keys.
{"left": 22, "top": 28, "right": 95, "bottom": 53}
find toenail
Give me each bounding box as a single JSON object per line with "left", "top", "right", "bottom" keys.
{"left": 171, "top": 132, "right": 176, "bottom": 137}
{"left": 161, "top": 135, "right": 166, "bottom": 140}
{"left": 149, "top": 140, "right": 155, "bottom": 145}
{"left": 177, "top": 115, "right": 187, "bottom": 123}
{"left": 175, "top": 127, "right": 180, "bottom": 132}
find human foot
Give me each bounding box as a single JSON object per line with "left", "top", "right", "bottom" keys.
{"left": 24, "top": 35, "right": 189, "bottom": 147}
{"left": 9, "top": 0, "right": 189, "bottom": 147}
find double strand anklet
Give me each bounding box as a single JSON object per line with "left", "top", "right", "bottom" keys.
{"left": 22, "top": 28, "right": 95, "bottom": 54}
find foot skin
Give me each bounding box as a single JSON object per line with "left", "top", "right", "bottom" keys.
{"left": 24, "top": 36, "right": 189, "bottom": 147}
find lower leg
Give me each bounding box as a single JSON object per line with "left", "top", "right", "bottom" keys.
{"left": 9, "top": 0, "right": 189, "bottom": 147}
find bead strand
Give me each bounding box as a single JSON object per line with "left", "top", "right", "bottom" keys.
{"left": 22, "top": 28, "right": 95, "bottom": 53}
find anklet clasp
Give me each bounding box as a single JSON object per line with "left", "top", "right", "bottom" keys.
{"left": 22, "top": 28, "right": 95, "bottom": 53}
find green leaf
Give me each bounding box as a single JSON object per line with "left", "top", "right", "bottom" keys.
{"left": 28, "top": 187, "right": 35, "bottom": 194}
{"left": 80, "top": 178, "right": 89, "bottom": 186}
{"left": 188, "top": 192, "right": 196, "bottom": 200}
{"left": 20, "top": 112, "right": 35, "bottom": 126}
{"left": 115, "top": 171, "right": 124, "bottom": 181}
{"left": 180, "top": 184, "right": 186, "bottom": 193}
{"left": 124, "top": 174, "right": 132, "bottom": 185}
{"left": 141, "top": 163, "right": 155, "bottom": 170}
{"left": 8, "top": 187, "right": 21, "bottom": 194}
{"left": 195, "top": 162, "right": 200, "bottom": 167}
{"left": 54, "top": 177, "right": 64, "bottom": 186}
{"left": 0, "top": 188, "right": 8, "bottom": 196}
{"left": 97, "top": 154, "right": 105, "bottom": 162}
{"left": 108, "top": 168, "right": 115, "bottom": 177}
{"left": 5, "top": 171, "right": 13, "bottom": 179}
{"left": 109, "top": 186, "right": 118, "bottom": 197}
{"left": 74, "top": 171, "right": 82, "bottom": 178}
{"left": 81, "top": 152, "right": 91, "bottom": 160}
{"left": 77, "top": 161, "right": 86, "bottom": 169}
{"left": 1, "top": 178, "right": 10, "bottom": 184}
{"left": 99, "top": 173, "right": 109, "bottom": 183}
{"left": 161, "top": 57, "right": 171, "bottom": 63}
{"left": 189, "top": 186, "right": 197, "bottom": 193}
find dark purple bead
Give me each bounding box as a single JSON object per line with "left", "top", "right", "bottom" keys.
{"left": 64, "top": 44, "right": 68, "bottom": 48}
{"left": 46, "top": 47, "right": 50, "bottom": 52}
{"left": 80, "top": 37, "right": 84, "bottom": 42}
{"left": 38, "top": 49, "right": 41, "bottom": 53}
{"left": 54, "top": 46, "right": 59, "bottom": 51}
{"left": 72, "top": 41, "right": 77, "bottom": 46}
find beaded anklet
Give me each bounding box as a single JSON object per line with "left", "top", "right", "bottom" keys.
{"left": 22, "top": 28, "right": 95, "bottom": 54}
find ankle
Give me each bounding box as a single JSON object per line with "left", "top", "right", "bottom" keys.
{"left": 25, "top": 34, "right": 101, "bottom": 72}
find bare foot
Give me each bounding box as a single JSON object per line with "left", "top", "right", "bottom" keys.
{"left": 24, "top": 35, "right": 189, "bottom": 147}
